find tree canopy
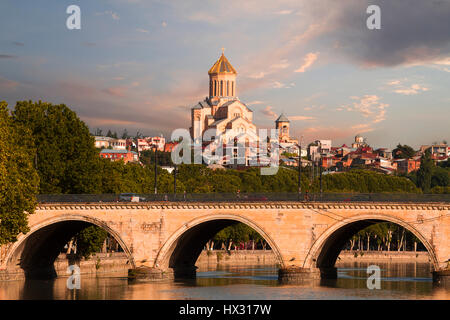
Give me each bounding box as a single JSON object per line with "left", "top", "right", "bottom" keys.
{"left": 0, "top": 102, "right": 39, "bottom": 244}
{"left": 393, "top": 144, "right": 416, "bottom": 159}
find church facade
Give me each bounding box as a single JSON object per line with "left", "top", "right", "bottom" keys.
{"left": 190, "top": 52, "right": 257, "bottom": 145}
{"left": 189, "top": 52, "right": 299, "bottom": 166}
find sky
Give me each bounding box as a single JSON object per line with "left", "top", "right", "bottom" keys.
{"left": 0, "top": 0, "right": 449, "bottom": 149}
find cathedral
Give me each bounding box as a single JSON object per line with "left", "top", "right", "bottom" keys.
{"left": 190, "top": 51, "right": 257, "bottom": 146}
{"left": 189, "top": 51, "right": 298, "bottom": 165}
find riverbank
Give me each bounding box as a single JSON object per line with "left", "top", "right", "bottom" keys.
{"left": 195, "top": 250, "right": 431, "bottom": 267}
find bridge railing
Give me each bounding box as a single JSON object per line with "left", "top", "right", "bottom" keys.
{"left": 36, "top": 193, "right": 450, "bottom": 204}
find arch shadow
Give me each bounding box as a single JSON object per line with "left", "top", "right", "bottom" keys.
{"left": 154, "top": 214, "right": 284, "bottom": 278}
{"left": 5, "top": 215, "right": 135, "bottom": 279}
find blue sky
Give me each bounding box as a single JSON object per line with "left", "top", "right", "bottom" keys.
{"left": 1, "top": 0, "right": 449, "bottom": 149}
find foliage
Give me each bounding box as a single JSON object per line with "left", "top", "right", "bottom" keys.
{"left": 416, "top": 149, "right": 433, "bottom": 193}
{"left": 0, "top": 102, "right": 39, "bottom": 244}
{"left": 393, "top": 144, "right": 416, "bottom": 159}
{"left": 350, "top": 222, "right": 425, "bottom": 252}
{"left": 12, "top": 101, "right": 102, "bottom": 194}
{"left": 213, "top": 222, "right": 266, "bottom": 249}
{"left": 75, "top": 225, "right": 108, "bottom": 259}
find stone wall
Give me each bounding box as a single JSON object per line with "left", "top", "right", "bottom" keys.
{"left": 337, "top": 250, "right": 431, "bottom": 263}
{"left": 196, "top": 250, "right": 278, "bottom": 267}
{"left": 53, "top": 252, "right": 130, "bottom": 276}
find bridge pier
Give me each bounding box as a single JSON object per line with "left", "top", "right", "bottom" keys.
{"left": 278, "top": 267, "right": 322, "bottom": 283}
{"left": 432, "top": 269, "right": 450, "bottom": 286}
{"left": 128, "top": 266, "right": 174, "bottom": 281}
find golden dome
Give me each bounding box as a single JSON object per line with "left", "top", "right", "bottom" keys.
{"left": 208, "top": 53, "right": 237, "bottom": 75}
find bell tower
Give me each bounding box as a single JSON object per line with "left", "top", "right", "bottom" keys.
{"left": 208, "top": 49, "right": 237, "bottom": 101}
{"left": 275, "top": 114, "right": 290, "bottom": 143}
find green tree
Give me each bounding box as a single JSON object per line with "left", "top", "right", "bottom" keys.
{"left": 417, "top": 149, "right": 433, "bottom": 193}
{"left": 393, "top": 144, "right": 416, "bottom": 159}
{"left": 0, "top": 102, "right": 39, "bottom": 244}
{"left": 12, "top": 101, "right": 102, "bottom": 194}
{"left": 74, "top": 225, "right": 108, "bottom": 259}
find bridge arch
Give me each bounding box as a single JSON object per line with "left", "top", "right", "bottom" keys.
{"left": 154, "top": 213, "right": 284, "bottom": 276}
{"left": 5, "top": 214, "right": 135, "bottom": 278}
{"left": 303, "top": 213, "right": 439, "bottom": 273}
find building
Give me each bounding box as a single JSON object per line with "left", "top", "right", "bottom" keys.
{"left": 109, "top": 139, "right": 127, "bottom": 150}
{"left": 94, "top": 136, "right": 111, "bottom": 149}
{"left": 351, "top": 134, "right": 367, "bottom": 149}
{"left": 394, "top": 157, "right": 421, "bottom": 174}
{"left": 94, "top": 136, "right": 127, "bottom": 150}
{"left": 99, "top": 149, "right": 139, "bottom": 163}
{"left": 420, "top": 143, "right": 449, "bottom": 163}
{"left": 137, "top": 136, "right": 166, "bottom": 152}
{"left": 275, "top": 114, "right": 298, "bottom": 144}
{"left": 189, "top": 51, "right": 259, "bottom": 166}
{"left": 190, "top": 51, "right": 257, "bottom": 144}
{"left": 164, "top": 141, "right": 179, "bottom": 153}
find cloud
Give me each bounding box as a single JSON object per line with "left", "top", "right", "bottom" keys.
{"left": 270, "top": 59, "right": 290, "bottom": 70}
{"left": 249, "top": 72, "right": 266, "bottom": 79}
{"left": 0, "top": 54, "right": 18, "bottom": 59}
{"left": 275, "top": 10, "right": 293, "bottom": 15}
{"left": 294, "top": 52, "right": 319, "bottom": 73}
{"left": 319, "top": 0, "right": 450, "bottom": 68}
{"left": 394, "top": 84, "right": 429, "bottom": 95}
{"left": 246, "top": 100, "right": 264, "bottom": 106}
{"left": 386, "top": 79, "right": 429, "bottom": 95}
{"left": 289, "top": 115, "right": 316, "bottom": 121}
{"left": 351, "top": 123, "right": 374, "bottom": 133}
{"left": 96, "top": 11, "right": 120, "bottom": 20}
{"left": 0, "top": 76, "right": 20, "bottom": 90}
{"left": 103, "top": 86, "right": 127, "bottom": 97}
{"left": 348, "top": 95, "right": 389, "bottom": 124}
{"left": 260, "top": 105, "right": 277, "bottom": 119}
{"left": 272, "top": 81, "right": 295, "bottom": 89}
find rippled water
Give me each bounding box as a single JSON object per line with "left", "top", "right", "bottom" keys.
{"left": 0, "top": 262, "right": 448, "bottom": 300}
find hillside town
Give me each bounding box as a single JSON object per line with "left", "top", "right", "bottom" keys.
{"left": 93, "top": 52, "right": 449, "bottom": 175}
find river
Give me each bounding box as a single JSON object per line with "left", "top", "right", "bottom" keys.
{"left": 0, "top": 261, "right": 448, "bottom": 300}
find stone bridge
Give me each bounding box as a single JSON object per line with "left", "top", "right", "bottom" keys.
{"left": 0, "top": 201, "right": 449, "bottom": 282}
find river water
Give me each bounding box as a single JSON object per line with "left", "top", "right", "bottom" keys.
{"left": 0, "top": 261, "right": 448, "bottom": 300}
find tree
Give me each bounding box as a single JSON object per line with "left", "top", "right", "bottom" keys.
{"left": 417, "top": 149, "right": 433, "bottom": 193}
{"left": 393, "top": 144, "right": 416, "bottom": 159}
{"left": 0, "top": 102, "right": 39, "bottom": 244}
{"left": 12, "top": 101, "right": 103, "bottom": 194}
{"left": 74, "top": 225, "right": 108, "bottom": 259}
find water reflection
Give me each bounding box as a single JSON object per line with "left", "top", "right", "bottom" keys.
{"left": 0, "top": 262, "right": 448, "bottom": 300}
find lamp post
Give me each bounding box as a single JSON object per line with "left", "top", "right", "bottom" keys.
{"left": 297, "top": 136, "right": 303, "bottom": 201}
{"left": 153, "top": 146, "right": 158, "bottom": 195}
{"left": 319, "top": 160, "right": 323, "bottom": 198}
{"left": 173, "top": 164, "right": 177, "bottom": 198}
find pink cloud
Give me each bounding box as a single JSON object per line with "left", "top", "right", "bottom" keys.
{"left": 103, "top": 86, "right": 128, "bottom": 97}
{"left": 295, "top": 52, "right": 319, "bottom": 73}
{"left": 0, "top": 76, "right": 19, "bottom": 90}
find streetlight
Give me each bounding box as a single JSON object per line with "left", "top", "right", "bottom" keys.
{"left": 173, "top": 164, "right": 177, "bottom": 199}
{"left": 319, "top": 160, "right": 323, "bottom": 198}
{"left": 153, "top": 146, "right": 158, "bottom": 195}
{"left": 296, "top": 136, "right": 303, "bottom": 201}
